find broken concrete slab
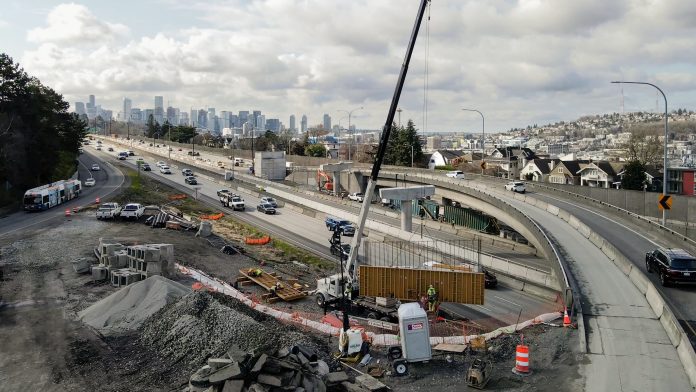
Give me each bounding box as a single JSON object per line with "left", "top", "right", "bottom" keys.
{"left": 257, "top": 373, "right": 283, "bottom": 387}
{"left": 355, "top": 374, "right": 388, "bottom": 391}
{"left": 221, "top": 379, "right": 244, "bottom": 392}
{"left": 208, "top": 358, "right": 234, "bottom": 371}
{"left": 341, "top": 381, "right": 370, "bottom": 392}
{"left": 208, "top": 362, "right": 243, "bottom": 384}
{"left": 247, "top": 383, "right": 269, "bottom": 392}
{"left": 315, "top": 360, "right": 330, "bottom": 377}
{"left": 250, "top": 353, "right": 268, "bottom": 376}
{"left": 326, "top": 371, "right": 349, "bottom": 384}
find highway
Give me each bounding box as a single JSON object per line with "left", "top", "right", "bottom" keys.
{"left": 92, "top": 139, "right": 559, "bottom": 331}
{"left": 0, "top": 150, "right": 124, "bottom": 238}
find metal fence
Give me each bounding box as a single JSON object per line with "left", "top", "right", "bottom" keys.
{"left": 362, "top": 239, "right": 482, "bottom": 269}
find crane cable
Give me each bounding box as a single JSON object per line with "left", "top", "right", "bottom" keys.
{"left": 421, "top": 1, "right": 432, "bottom": 137}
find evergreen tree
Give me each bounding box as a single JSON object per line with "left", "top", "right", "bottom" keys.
{"left": 621, "top": 160, "right": 647, "bottom": 190}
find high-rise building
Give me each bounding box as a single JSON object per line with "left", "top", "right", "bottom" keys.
{"left": 180, "top": 112, "right": 189, "bottom": 126}
{"left": 238, "top": 111, "right": 249, "bottom": 127}
{"left": 289, "top": 115, "right": 296, "bottom": 131}
{"left": 166, "top": 106, "right": 177, "bottom": 124}
{"left": 323, "top": 114, "right": 331, "bottom": 131}
{"left": 230, "top": 114, "right": 239, "bottom": 128}
{"left": 122, "top": 97, "right": 132, "bottom": 122}
{"left": 257, "top": 115, "right": 266, "bottom": 131}
{"left": 266, "top": 118, "right": 280, "bottom": 132}
{"left": 154, "top": 96, "right": 164, "bottom": 124}
{"left": 198, "top": 109, "right": 207, "bottom": 129}
{"left": 88, "top": 95, "right": 95, "bottom": 109}
{"left": 301, "top": 114, "right": 307, "bottom": 133}
{"left": 130, "top": 108, "right": 142, "bottom": 122}
{"left": 143, "top": 109, "right": 154, "bottom": 123}
{"left": 190, "top": 109, "right": 197, "bottom": 127}
{"left": 75, "top": 102, "right": 86, "bottom": 115}
{"left": 251, "top": 110, "right": 261, "bottom": 129}
{"left": 207, "top": 108, "right": 216, "bottom": 131}
{"left": 220, "top": 111, "right": 230, "bottom": 129}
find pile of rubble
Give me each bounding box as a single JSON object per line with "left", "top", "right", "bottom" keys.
{"left": 184, "top": 344, "right": 388, "bottom": 392}
{"left": 140, "top": 291, "right": 323, "bottom": 367}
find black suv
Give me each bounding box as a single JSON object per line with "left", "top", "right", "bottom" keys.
{"left": 645, "top": 248, "right": 696, "bottom": 286}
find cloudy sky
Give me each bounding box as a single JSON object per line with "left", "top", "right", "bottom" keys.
{"left": 2, "top": 0, "right": 696, "bottom": 133}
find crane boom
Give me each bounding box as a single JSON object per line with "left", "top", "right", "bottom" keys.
{"left": 345, "top": 0, "right": 430, "bottom": 282}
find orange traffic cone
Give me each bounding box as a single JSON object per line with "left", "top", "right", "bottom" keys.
{"left": 563, "top": 307, "right": 571, "bottom": 327}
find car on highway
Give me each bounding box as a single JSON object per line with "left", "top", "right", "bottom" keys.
{"left": 142, "top": 163, "right": 151, "bottom": 171}
{"left": 96, "top": 146, "right": 102, "bottom": 151}
{"left": 159, "top": 165, "right": 172, "bottom": 174}
{"left": 325, "top": 217, "right": 356, "bottom": 236}
{"left": 187, "top": 151, "right": 200, "bottom": 156}
{"left": 182, "top": 168, "right": 194, "bottom": 176}
{"left": 107, "top": 147, "right": 114, "bottom": 152}
{"left": 217, "top": 189, "right": 231, "bottom": 197}
{"left": 84, "top": 177, "right": 96, "bottom": 187}
{"left": 483, "top": 268, "right": 498, "bottom": 288}
{"left": 645, "top": 248, "right": 696, "bottom": 286}
{"left": 348, "top": 192, "right": 364, "bottom": 202}
{"left": 260, "top": 197, "right": 278, "bottom": 208}
{"left": 329, "top": 241, "right": 351, "bottom": 260}
{"left": 128, "top": 151, "right": 134, "bottom": 156}
{"left": 445, "top": 170, "right": 465, "bottom": 179}
{"left": 78, "top": 148, "right": 84, "bottom": 154}
{"left": 504, "top": 181, "right": 526, "bottom": 193}
{"left": 91, "top": 164, "right": 100, "bottom": 171}
{"left": 184, "top": 176, "right": 198, "bottom": 185}
{"left": 256, "top": 203, "right": 276, "bottom": 215}
{"left": 118, "top": 152, "right": 128, "bottom": 160}
{"left": 156, "top": 161, "right": 166, "bottom": 168}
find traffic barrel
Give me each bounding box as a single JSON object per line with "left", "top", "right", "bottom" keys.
{"left": 512, "top": 337, "right": 531, "bottom": 375}
{"left": 65, "top": 209, "right": 71, "bottom": 217}
{"left": 96, "top": 196, "right": 100, "bottom": 204}
{"left": 72, "top": 207, "right": 78, "bottom": 214}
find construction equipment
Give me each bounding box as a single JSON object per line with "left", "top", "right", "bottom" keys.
{"left": 316, "top": 170, "right": 334, "bottom": 193}
{"left": 466, "top": 359, "right": 492, "bottom": 389}
{"left": 315, "top": 0, "right": 430, "bottom": 341}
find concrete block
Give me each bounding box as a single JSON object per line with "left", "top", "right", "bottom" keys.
{"left": 601, "top": 242, "right": 618, "bottom": 261}
{"left": 645, "top": 284, "right": 665, "bottom": 319}
{"left": 588, "top": 231, "right": 604, "bottom": 249}
{"left": 257, "top": 373, "right": 283, "bottom": 387}
{"left": 612, "top": 255, "right": 633, "bottom": 276}
{"left": 208, "top": 362, "right": 243, "bottom": 384}
{"left": 677, "top": 334, "right": 696, "bottom": 388}
{"left": 535, "top": 200, "right": 549, "bottom": 211}
{"left": 577, "top": 222, "right": 591, "bottom": 239}
{"left": 221, "top": 380, "right": 244, "bottom": 392}
{"left": 546, "top": 204, "right": 560, "bottom": 216}
{"left": 208, "top": 358, "right": 234, "bottom": 371}
{"left": 568, "top": 215, "right": 581, "bottom": 230}
{"left": 557, "top": 208, "right": 570, "bottom": 222}
{"left": 326, "top": 372, "right": 349, "bottom": 384}
{"left": 197, "top": 221, "right": 213, "bottom": 238}
{"left": 247, "top": 383, "right": 269, "bottom": 392}
{"left": 628, "top": 267, "right": 649, "bottom": 295}
{"left": 660, "top": 306, "right": 684, "bottom": 347}
{"left": 355, "top": 374, "right": 388, "bottom": 391}
{"left": 250, "top": 353, "right": 267, "bottom": 376}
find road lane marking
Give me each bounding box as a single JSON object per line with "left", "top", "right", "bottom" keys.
{"left": 494, "top": 295, "right": 521, "bottom": 307}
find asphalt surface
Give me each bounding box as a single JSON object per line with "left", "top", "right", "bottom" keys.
{"left": 0, "top": 150, "right": 125, "bottom": 237}
{"left": 96, "top": 138, "right": 559, "bottom": 331}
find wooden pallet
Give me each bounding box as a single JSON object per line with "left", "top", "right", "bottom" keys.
{"left": 238, "top": 269, "right": 307, "bottom": 301}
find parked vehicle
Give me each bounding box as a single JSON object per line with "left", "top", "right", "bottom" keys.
{"left": 91, "top": 164, "right": 100, "bottom": 171}
{"left": 84, "top": 178, "right": 96, "bottom": 187}
{"left": 159, "top": 166, "right": 172, "bottom": 174}
{"left": 325, "top": 216, "right": 356, "bottom": 236}
{"left": 260, "top": 197, "right": 278, "bottom": 207}
{"left": 181, "top": 168, "right": 193, "bottom": 176}
{"left": 96, "top": 202, "right": 121, "bottom": 220}
{"left": 184, "top": 176, "right": 197, "bottom": 185}
{"left": 445, "top": 170, "right": 465, "bottom": 179}
{"left": 646, "top": 248, "right": 696, "bottom": 286}
{"left": 220, "top": 193, "right": 245, "bottom": 211}
{"left": 504, "top": 181, "right": 526, "bottom": 193}
{"left": 23, "top": 179, "right": 81, "bottom": 212}
{"left": 256, "top": 203, "right": 276, "bottom": 214}
{"left": 348, "top": 192, "right": 364, "bottom": 202}
{"left": 120, "top": 203, "right": 145, "bottom": 220}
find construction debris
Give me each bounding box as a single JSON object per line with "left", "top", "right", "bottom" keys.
{"left": 88, "top": 238, "right": 175, "bottom": 288}
{"left": 237, "top": 268, "right": 307, "bottom": 302}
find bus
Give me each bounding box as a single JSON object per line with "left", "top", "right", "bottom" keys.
{"left": 23, "top": 179, "right": 82, "bottom": 212}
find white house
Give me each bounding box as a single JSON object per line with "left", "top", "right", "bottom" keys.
{"left": 428, "top": 150, "right": 466, "bottom": 169}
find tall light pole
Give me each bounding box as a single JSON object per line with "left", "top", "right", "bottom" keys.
{"left": 611, "top": 81, "right": 669, "bottom": 225}
{"left": 397, "top": 108, "right": 403, "bottom": 126}
{"left": 338, "top": 106, "right": 363, "bottom": 161}
{"left": 462, "top": 108, "right": 485, "bottom": 154}
{"left": 404, "top": 143, "right": 414, "bottom": 167}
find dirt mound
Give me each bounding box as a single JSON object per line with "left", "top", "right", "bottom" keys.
{"left": 140, "top": 291, "right": 325, "bottom": 366}
{"left": 78, "top": 275, "right": 190, "bottom": 334}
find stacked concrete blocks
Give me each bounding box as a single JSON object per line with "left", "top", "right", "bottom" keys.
{"left": 91, "top": 238, "right": 174, "bottom": 288}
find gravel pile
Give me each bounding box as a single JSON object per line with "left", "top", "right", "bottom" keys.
{"left": 140, "top": 291, "right": 326, "bottom": 366}
{"left": 78, "top": 275, "right": 190, "bottom": 335}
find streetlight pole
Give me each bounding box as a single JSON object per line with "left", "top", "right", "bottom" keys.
{"left": 611, "top": 81, "right": 669, "bottom": 225}
{"left": 397, "top": 108, "right": 403, "bottom": 126}
{"left": 462, "top": 108, "right": 485, "bottom": 154}
{"left": 338, "top": 106, "right": 363, "bottom": 161}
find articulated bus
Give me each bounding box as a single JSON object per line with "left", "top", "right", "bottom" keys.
{"left": 23, "top": 179, "right": 82, "bottom": 212}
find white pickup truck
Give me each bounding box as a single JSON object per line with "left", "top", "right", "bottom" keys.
{"left": 120, "top": 203, "right": 145, "bottom": 220}
{"left": 96, "top": 203, "right": 122, "bottom": 220}
{"left": 220, "top": 193, "right": 245, "bottom": 211}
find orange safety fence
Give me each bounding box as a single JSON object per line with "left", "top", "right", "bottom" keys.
{"left": 200, "top": 213, "right": 225, "bottom": 220}
{"left": 244, "top": 235, "right": 271, "bottom": 245}
{"left": 168, "top": 194, "right": 188, "bottom": 200}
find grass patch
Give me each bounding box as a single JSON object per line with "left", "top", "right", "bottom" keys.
{"left": 272, "top": 239, "right": 333, "bottom": 269}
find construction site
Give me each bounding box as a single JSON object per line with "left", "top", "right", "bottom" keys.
{"left": 0, "top": 167, "right": 582, "bottom": 392}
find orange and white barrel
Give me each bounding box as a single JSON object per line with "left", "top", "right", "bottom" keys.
{"left": 65, "top": 209, "right": 71, "bottom": 217}
{"left": 513, "top": 344, "right": 531, "bottom": 375}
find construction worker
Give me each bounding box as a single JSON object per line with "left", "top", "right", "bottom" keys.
{"left": 270, "top": 281, "right": 282, "bottom": 296}
{"left": 427, "top": 284, "right": 438, "bottom": 312}
{"left": 248, "top": 268, "right": 263, "bottom": 277}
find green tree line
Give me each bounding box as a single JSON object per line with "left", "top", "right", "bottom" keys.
{"left": 0, "top": 54, "right": 86, "bottom": 206}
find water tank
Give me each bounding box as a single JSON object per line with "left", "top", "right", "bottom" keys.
{"left": 397, "top": 303, "right": 431, "bottom": 362}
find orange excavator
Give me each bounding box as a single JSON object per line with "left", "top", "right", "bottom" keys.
{"left": 316, "top": 170, "right": 334, "bottom": 193}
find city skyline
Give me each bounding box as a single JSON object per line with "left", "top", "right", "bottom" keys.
{"left": 2, "top": 1, "right": 696, "bottom": 132}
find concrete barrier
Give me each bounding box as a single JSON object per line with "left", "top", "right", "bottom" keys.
{"left": 677, "top": 334, "right": 696, "bottom": 388}
{"left": 660, "top": 306, "right": 685, "bottom": 347}
{"left": 546, "top": 204, "right": 560, "bottom": 216}
{"left": 557, "top": 208, "right": 570, "bottom": 222}
{"left": 588, "top": 231, "right": 604, "bottom": 249}
{"left": 568, "top": 215, "right": 581, "bottom": 230}
{"left": 645, "top": 284, "right": 665, "bottom": 318}
{"left": 628, "top": 266, "right": 650, "bottom": 294}
{"left": 577, "top": 222, "right": 592, "bottom": 239}
{"left": 535, "top": 200, "right": 549, "bottom": 211}
{"left": 612, "top": 254, "right": 634, "bottom": 276}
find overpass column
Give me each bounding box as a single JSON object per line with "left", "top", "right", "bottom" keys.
{"left": 320, "top": 162, "right": 353, "bottom": 196}
{"left": 333, "top": 173, "right": 341, "bottom": 195}
{"left": 401, "top": 200, "right": 413, "bottom": 232}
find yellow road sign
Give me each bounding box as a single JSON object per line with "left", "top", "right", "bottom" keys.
{"left": 480, "top": 161, "right": 487, "bottom": 170}
{"left": 658, "top": 195, "right": 672, "bottom": 211}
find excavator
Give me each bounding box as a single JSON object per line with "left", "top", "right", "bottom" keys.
{"left": 313, "top": 0, "right": 431, "bottom": 356}
{"left": 316, "top": 170, "right": 334, "bottom": 194}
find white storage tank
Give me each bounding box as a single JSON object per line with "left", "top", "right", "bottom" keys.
{"left": 397, "top": 303, "right": 431, "bottom": 362}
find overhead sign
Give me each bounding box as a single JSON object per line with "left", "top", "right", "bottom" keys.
{"left": 658, "top": 195, "right": 672, "bottom": 211}
{"left": 480, "top": 161, "right": 487, "bottom": 170}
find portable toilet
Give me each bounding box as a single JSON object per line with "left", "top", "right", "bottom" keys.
{"left": 398, "top": 303, "right": 432, "bottom": 362}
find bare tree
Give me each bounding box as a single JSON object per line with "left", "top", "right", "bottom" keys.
{"left": 623, "top": 133, "right": 662, "bottom": 166}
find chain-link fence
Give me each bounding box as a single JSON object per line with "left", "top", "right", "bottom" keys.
{"left": 362, "top": 239, "right": 482, "bottom": 269}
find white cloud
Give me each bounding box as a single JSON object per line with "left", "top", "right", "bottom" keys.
{"left": 27, "top": 3, "right": 128, "bottom": 45}
{"left": 16, "top": 0, "right": 696, "bottom": 132}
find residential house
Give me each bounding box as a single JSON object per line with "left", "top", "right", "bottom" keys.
{"left": 577, "top": 161, "right": 624, "bottom": 188}
{"left": 488, "top": 147, "right": 538, "bottom": 178}
{"left": 428, "top": 150, "right": 466, "bottom": 169}
{"left": 547, "top": 160, "right": 590, "bottom": 185}
{"left": 615, "top": 166, "right": 662, "bottom": 190}
{"left": 667, "top": 167, "right": 696, "bottom": 195}
{"left": 520, "top": 159, "right": 560, "bottom": 182}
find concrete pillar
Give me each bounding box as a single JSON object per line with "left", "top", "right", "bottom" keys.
{"left": 401, "top": 200, "right": 412, "bottom": 232}
{"left": 333, "top": 172, "right": 341, "bottom": 195}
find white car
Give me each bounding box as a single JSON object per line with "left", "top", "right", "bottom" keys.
{"left": 505, "top": 181, "right": 526, "bottom": 193}
{"left": 84, "top": 178, "right": 96, "bottom": 187}
{"left": 348, "top": 192, "right": 364, "bottom": 202}
{"left": 91, "top": 164, "right": 100, "bottom": 171}
{"left": 159, "top": 166, "right": 172, "bottom": 174}
{"left": 445, "top": 170, "right": 465, "bottom": 179}
{"left": 156, "top": 161, "right": 166, "bottom": 168}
